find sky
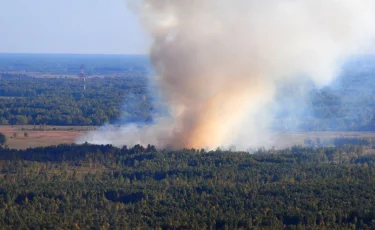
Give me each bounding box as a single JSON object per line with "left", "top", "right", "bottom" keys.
{"left": 0, "top": 0, "right": 151, "bottom": 54}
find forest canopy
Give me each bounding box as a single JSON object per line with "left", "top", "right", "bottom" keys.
{"left": 0, "top": 143, "right": 374, "bottom": 229}
{"left": 2, "top": 62, "right": 375, "bottom": 131}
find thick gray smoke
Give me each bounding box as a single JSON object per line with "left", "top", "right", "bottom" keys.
{"left": 78, "top": 0, "right": 375, "bottom": 150}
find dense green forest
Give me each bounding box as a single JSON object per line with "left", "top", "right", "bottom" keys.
{"left": 0, "top": 73, "right": 155, "bottom": 126}
{"left": 2, "top": 55, "right": 375, "bottom": 131}
{"left": 0, "top": 143, "right": 374, "bottom": 229}
{"left": 3, "top": 70, "right": 375, "bottom": 131}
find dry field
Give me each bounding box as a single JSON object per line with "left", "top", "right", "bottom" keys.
{"left": 0, "top": 125, "right": 94, "bottom": 149}
{"left": 2, "top": 125, "right": 375, "bottom": 150}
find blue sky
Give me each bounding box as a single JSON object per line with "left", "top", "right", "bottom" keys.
{"left": 0, "top": 0, "right": 151, "bottom": 54}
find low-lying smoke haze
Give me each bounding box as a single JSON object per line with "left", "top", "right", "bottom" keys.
{"left": 78, "top": 0, "right": 375, "bottom": 150}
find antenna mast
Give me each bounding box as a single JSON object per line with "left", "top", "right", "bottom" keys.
{"left": 79, "top": 64, "right": 86, "bottom": 91}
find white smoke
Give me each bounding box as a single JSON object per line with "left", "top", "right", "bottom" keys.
{"left": 78, "top": 0, "right": 375, "bottom": 150}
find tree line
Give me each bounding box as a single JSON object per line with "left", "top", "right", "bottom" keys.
{"left": 3, "top": 68, "right": 375, "bottom": 131}
{"left": 0, "top": 73, "right": 154, "bottom": 126}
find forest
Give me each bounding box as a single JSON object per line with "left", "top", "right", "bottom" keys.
{"left": 0, "top": 142, "right": 374, "bottom": 229}
{"left": 274, "top": 57, "right": 375, "bottom": 132}
{"left": 0, "top": 73, "right": 155, "bottom": 126}
{"left": 2, "top": 56, "right": 375, "bottom": 131}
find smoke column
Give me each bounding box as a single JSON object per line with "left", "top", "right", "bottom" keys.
{"left": 78, "top": 0, "right": 375, "bottom": 150}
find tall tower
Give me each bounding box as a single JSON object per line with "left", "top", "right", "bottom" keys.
{"left": 79, "top": 64, "right": 86, "bottom": 91}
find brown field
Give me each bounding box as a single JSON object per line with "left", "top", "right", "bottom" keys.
{"left": 0, "top": 125, "right": 95, "bottom": 149}
{"left": 2, "top": 125, "right": 375, "bottom": 150}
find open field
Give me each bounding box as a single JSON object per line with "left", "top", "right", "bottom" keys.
{"left": 0, "top": 125, "right": 94, "bottom": 149}
{"left": 2, "top": 125, "right": 375, "bottom": 150}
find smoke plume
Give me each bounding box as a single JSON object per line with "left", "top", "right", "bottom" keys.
{"left": 78, "top": 0, "right": 375, "bottom": 150}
